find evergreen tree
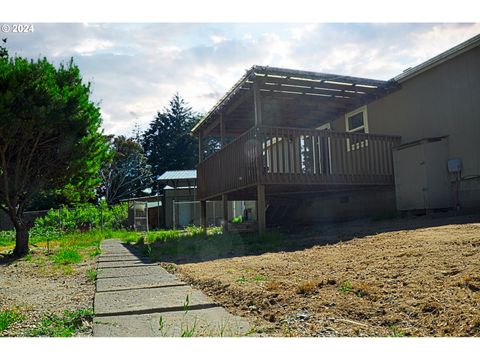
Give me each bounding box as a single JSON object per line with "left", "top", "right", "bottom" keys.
{"left": 0, "top": 41, "right": 110, "bottom": 256}
{"left": 141, "top": 94, "right": 199, "bottom": 179}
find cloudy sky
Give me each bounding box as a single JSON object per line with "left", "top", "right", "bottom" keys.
{"left": 4, "top": 22, "right": 480, "bottom": 136}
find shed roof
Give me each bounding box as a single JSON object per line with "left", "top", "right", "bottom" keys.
{"left": 158, "top": 170, "right": 197, "bottom": 181}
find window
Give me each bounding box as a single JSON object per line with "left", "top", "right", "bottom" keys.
{"left": 345, "top": 106, "right": 368, "bottom": 133}
{"left": 345, "top": 106, "right": 368, "bottom": 151}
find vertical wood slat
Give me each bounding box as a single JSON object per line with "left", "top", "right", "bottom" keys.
{"left": 196, "top": 125, "right": 400, "bottom": 200}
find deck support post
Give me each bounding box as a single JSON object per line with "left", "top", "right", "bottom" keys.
{"left": 222, "top": 194, "right": 228, "bottom": 233}
{"left": 200, "top": 200, "right": 207, "bottom": 233}
{"left": 257, "top": 184, "right": 266, "bottom": 234}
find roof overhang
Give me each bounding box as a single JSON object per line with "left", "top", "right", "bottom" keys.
{"left": 395, "top": 33, "right": 480, "bottom": 83}
{"left": 191, "top": 65, "right": 399, "bottom": 136}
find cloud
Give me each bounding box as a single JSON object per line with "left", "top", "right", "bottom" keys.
{"left": 4, "top": 23, "right": 479, "bottom": 136}
{"left": 73, "top": 39, "right": 114, "bottom": 55}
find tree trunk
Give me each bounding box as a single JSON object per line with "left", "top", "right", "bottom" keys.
{"left": 13, "top": 217, "right": 29, "bottom": 257}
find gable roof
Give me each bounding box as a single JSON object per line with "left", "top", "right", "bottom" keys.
{"left": 394, "top": 33, "right": 480, "bottom": 83}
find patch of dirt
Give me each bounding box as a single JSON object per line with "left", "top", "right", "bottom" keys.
{"left": 174, "top": 216, "right": 480, "bottom": 337}
{"left": 0, "top": 251, "right": 96, "bottom": 336}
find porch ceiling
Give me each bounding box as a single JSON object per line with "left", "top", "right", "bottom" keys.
{"left": 192, "top": 65, "right": 399, "bottom": 137}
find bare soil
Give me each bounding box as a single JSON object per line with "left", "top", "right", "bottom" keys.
{"left": 173, "top": 215, "right": 480, "bottom": 337}
{"left": 0, "top": 251, "right": 96, "bottom": 336}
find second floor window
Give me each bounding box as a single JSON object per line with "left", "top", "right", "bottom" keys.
{"left": 345, "top": 106, "right": 368, "bottom": 133}
{"left": 345, "top": 106, "right": 368, "bottom": 150}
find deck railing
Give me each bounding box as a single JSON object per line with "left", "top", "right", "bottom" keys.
{"left": 197, "top": 126, "right": 401, "bottom": 200}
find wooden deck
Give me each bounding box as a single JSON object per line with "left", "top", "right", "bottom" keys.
{"left": 197, "top": 126, "right": 401, "bottom": 201}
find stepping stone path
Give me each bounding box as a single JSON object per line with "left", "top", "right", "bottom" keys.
{"left": 93, "top": 239, "right": 250, "bottom": 337}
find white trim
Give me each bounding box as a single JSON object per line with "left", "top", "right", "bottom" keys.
{"left": 345, "top": 106, "right": 369, "bottom": 152}
{"left": 345, "top": 105, "right": 368, "bottom": 133}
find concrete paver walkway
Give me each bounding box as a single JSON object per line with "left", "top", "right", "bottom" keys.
{"left": 93, "top": 239, "right": 250, "bottom": 337}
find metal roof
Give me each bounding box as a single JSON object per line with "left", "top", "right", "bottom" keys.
{"left": 164, "top": 185, "right": 197, "bottom": 190}
{"left": 158, "top": 170, "right": 197, "bottom": 181}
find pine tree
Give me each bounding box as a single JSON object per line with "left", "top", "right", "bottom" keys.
{"left": 141, "top": 94, "right": 200, "bottom": 179}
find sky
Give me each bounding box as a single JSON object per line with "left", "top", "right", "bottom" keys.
{"left": 3, "top": 22, "right": 480, "bottom": 136}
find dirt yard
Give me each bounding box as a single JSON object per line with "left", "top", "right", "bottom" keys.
{"left": 0, "top": 251, "right": 95, "bottom": 336}
{"left": 174, "top": 215, "right": 480, "bottom": 337}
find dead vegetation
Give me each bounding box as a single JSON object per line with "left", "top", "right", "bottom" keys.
{"left": 173, "top": 216, "right": 480, "bottom": 337}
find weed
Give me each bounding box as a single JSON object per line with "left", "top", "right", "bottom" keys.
{"left": 388, "top": 325, "right": 406, "bottom": 337}
{"left": 86, "top": 268, "right": 97, "bottom": 282}
{"left": 180, "top": 318, "right": 198, "bottom": 337}
{"left": 89, "top": 247, "right": 101, "bottom": 257}
{"left": 282, "top": 321, "right": 292, "bottom": 337}
{"left": 252, "top": 274, "right": 267, "bottom": 282}
{"left": 340, "top": 279, "right": 353, "bottom": 293}
{"left": 183, "top": 294, "right": 190, "bottom": 314}
{"left": 158, "top": 315, "right": 169, "bottom": 336}
{"left": 53, "top": 248, "right": 82, "bottom": 265}
{"left": 161, "top": 263, "right": 177, "bottom": 273}
{"left": 26, "top": 308, "right": 94, "bottom": 337}
{"left": 0, "top": 309, "right": 25, "bottom": 332}
{"left": 236, "top": 276, "right": 248, "bottom": 283}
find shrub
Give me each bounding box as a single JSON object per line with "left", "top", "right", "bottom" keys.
{"left": 32, "top": 201, "right": 128, "bottom": 235}
{"left": 0, "top": 231, "right": 15, "bottom": 246}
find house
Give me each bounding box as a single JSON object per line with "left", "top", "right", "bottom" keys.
{"left": 192, "top": 34, "right": 480, "bottom": 233}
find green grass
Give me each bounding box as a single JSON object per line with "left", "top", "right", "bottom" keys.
{"left": 86, "top": 268, "right": 97, "bottom": 282}
{"left": 136, "top": 227, "right": 285, "bottom": 262}
{"left": 52, "top": 248, "right": 82, "bottom": 265}
{"left": 26, "top": 308, "right": 94, "bottom": 337}
{"left": 0, "top": 309, "right": 25, "bottom": 332}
